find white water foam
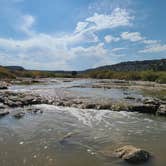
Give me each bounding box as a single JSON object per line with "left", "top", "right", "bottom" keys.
{"left": 35, "top": 104, "right": 133, "bottom": 128}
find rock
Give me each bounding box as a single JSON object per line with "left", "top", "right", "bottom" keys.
{"left": 27, "top": 107, "right": 43, "bottom": 114}
{"left": 0, "top": 103, "right": 6, "bottom": 109}
{"left": 0, "top": 91, "right": 49, "bottom": 107}
{"left": 59, "top": 132, "right": 78, "bottom": 144}
{"left": 114, "top": 145, "right": 150, "bottom": 164}
{"left": 143, "top": 98, "right": 160, "bottom": 106}
{"left": 0, "top": 110, "right": 9, "bottom": 117}
{"left": 96, "top": 104, "right": 111, "bottom": 110}
{"left": 129, "top": 104, "right": 158, "bottom": 114}
{"left": 13, "top": 111, "right": 25, "bottom": 119}
{"left": 156, "top": 104, "right": 166, "bottom": 116}
{"left": 0, "top": 86, "right": 8, "bottom": 90}
{"left": 83, "top": 103, "right": 96, "bottom": 109}
{"left": 0, "top": 82, "right": 8, "bottom": 90}
{"left": 124, "top": 96, "right": 135, "bottom": 100}
{"left": 111, "top": 102, "right": 129, "bottom": 111}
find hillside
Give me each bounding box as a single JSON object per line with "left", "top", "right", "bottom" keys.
{"left": 5, "top": 66, "right": 25, "bottom": 71}
{"left": 0, "top": 59, "right": 166, "bottom": 83}
{"left": 82, "top": 59, "right": 166, "bottom": 83}
{"left": 84, "top": 59, "right": 166, "bottom": 72}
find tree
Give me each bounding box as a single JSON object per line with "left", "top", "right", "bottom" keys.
{"left": 71, "top": 71, "right": 77, "bottom": 77}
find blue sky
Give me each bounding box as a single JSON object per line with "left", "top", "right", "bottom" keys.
{"left": 0, "top": 0, "right": 166, "bottom": 70}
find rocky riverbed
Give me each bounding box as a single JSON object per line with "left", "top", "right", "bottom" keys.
{"left": 0, "top": 78, "right": 165, "bottom": 116}
{"left": 0, "top": 78, "right": 166, "bottom": 166}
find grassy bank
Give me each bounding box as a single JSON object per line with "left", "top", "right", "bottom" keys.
{"left": 82, "top": 70, "right": 166, "bottom": 83}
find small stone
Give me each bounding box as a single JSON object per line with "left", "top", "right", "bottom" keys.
{"left": 33, "top": 155, "right": 37, "bottom": 158}
{"left": 13, "top": 111, "right": 25, "bottom": 119}
{"left": 44, "top": 146, "right": 48, "bottom": 149}
{"left": 19, "top": 141, "right": 24, "bottom": 145}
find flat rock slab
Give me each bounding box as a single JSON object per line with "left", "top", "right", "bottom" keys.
{"left": 0, "top": 91, "right": 49, "bottom": 107}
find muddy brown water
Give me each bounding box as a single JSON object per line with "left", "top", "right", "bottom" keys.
{"left": 0, "top": 79, "right": 166, "bottom": 166}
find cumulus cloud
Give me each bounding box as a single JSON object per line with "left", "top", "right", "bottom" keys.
{"left": 73, "top": 8, "right": 133, "bottom": 44}
{"left": 19, "top": 14, "right": 35, "bottom": 35}
{"left": 75, "top": 8, "right": 133, "bottom": 34}
{"left": 139, "top": 44, "right": 166, "bottom": 53}
{"left": 120, "top": 31, "right": 166, "bottom": 54}
{"left": 0, "top": 7, "right": 134, "bottom": 69}
{"left": 104, "top": 35, "right": 120, "bottom": 43}
{"left": 70, "top": 43, "right": 108, "bottom": 58}
{"left": 121, "top": 32, "right": 144, "bottom": 42}
{"left": 0, "top": 32, "right": 110, "bottom": 70}
{"left": 86, "top": 8, "right": 133, "bottom": 30}
{"left": 75, "top": 22, "right": 89, "bottom": 33}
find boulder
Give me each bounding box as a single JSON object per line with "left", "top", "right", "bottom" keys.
{"left": 0, "top": 86, "right": 8, "bottom": 90}
{"left": 0, "top": 82, "right": 8, "bottom": 90}
{"left": 82, "top": 103, "right": 96, "bottom": 109}
{"left": 129, "top": 104, "right": 158, "bottom": 114}
{"left": 13, "top": 111, "right": 25, "bottom": 119}
{"left": 0, "top": 103, "right": 6, "bottom": 109}
{"left": 143, "top": 98, "right": 160, "bottom": 106}
{"left": 0, "top": 110, "right": 9, "bottom": 117}
{"left": 114, "top": 145, "right": 150, "bottom": 164}
{"left": 156, "top": 104, "right": 166, "bottom": 116}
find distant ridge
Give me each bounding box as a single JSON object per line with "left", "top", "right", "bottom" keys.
{"left": 84, "top": 59, "right": 166, "bottom": 72}
{"left": 1, "top": 59, "right": 166, "bottom": 73}
{"left": 5, "top": 66, "right": 25, "bottom": 71}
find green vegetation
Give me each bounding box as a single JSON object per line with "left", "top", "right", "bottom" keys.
{"left": 0, "top": 66, "right": 166, "bottom": 84}
{"left": 0, "top": 67, "right": 16, "bottom": 79}
{"left": 142, "top": 89, "right": 166, "bottom": 100}
{"left": 82, "top": 70, "right": 166, "bottom": 83}
{"left": 0, "top": 67, "right": 72, "bottom": 79}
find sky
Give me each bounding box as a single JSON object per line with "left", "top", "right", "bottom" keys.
{"left": 0, "top": 0, "right": 166, "bottom": 70}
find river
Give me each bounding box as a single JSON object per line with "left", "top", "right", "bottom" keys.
{"left": 0, "top": 78, "right": 166, "bottom": 166}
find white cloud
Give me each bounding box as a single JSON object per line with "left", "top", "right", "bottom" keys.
{"left": 0, "top": 33, "right": 108, "bottom": 70}
{"left": 88, "top": 0, "right": 133, "bottom": 14}
{"left": 75, "top": 22, "right": 89, "bottom": 33}
{"left": 111, "top": 47, "right": 126, "bottom": 52}
{"left": 74, "top": 8, "right": 133, "bottom": 38}
{"left": 70, "top": 43, "right": 108, "bottom": 58}
{"left": 121, "top": 32, "right": 144, "bottom": 42}
{"left": 86, "top": 8, "right": 133, "bottom": 31}
{"left": 143, "top": 40, "right": 158, "bottom": 44}
{"left": 5, "top": 6, "right": 166, "bottom": 70}
{"left": 73, "top": 8, "right": 133, "bottom": 45}
{"left": 104, "top": 35, "right": 120, "bottom": 43}
{"left": 19, "top": 14, "right": 35, "bottom": 35}
{"left": 139, "top": 44, "right": 166, "bottom": 53}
